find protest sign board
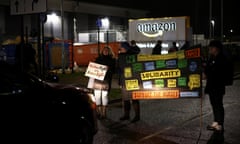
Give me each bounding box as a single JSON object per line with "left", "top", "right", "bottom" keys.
{"left": 119, "top": 47, "right": 202, "bottom": 99}
{"left": 85, "top": 61, "right": 108, "bottom": 81}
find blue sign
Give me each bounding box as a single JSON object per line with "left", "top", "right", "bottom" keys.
{"left": 96, "top": 18, "right": 102, "bottom": 28}
{"left": 189, "top": 61, "right": 197, "bottom": 72}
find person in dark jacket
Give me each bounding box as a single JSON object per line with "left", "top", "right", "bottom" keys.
{"left": 168, "top": 41, "right": 178, "bottom": 53}
{"left": 93, "top": 46, "right": 116, "bottom": 119}
{"left": 204, "top": 40, "right": 227, "bottom": 132}
{"left": 118, "top": 41, "right": 141, "bottom": 123}
{"left": 152, "top": 40, "right": 162, "bottom": 54}
{"left": 129, "top": 40, "right": 141, "bottom": 54}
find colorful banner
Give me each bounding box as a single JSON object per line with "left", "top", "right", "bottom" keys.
{"left": 85, "top": 61, "right": 108, "bottom": 81}
{"left": 119, "top": 48, "right": 202, "bottom": 99}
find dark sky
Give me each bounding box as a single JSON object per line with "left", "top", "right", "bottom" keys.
{"left": 78, "top": 0, "right": 238, "bottom": 37}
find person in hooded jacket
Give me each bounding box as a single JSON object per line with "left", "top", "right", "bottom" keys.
{"left": 204, "top": 40, "right": 228, "bottom": 132}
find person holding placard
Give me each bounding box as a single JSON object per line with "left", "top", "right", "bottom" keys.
{"left": 93, "top": 46, "right": 116, "bottom": 119}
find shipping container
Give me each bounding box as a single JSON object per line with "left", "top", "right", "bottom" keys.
{"left": 73, "top": 42, "right": 120, "bottom": 66}
{"left": 46, "top": 42, "right": 70, "bottom": 69}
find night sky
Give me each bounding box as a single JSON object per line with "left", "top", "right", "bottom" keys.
{"left": 78, "top": 0, "right": 238, "bottom": 37}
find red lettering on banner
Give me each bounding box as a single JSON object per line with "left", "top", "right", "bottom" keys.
{"left": 185, "top": 48, "right": 200, "bottom": 58}
{"left": 132, "top": 90, "right": 179, "bottom": 99}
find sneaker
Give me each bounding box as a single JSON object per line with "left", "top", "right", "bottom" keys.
{"left": 207, "top": 122, "right": 223, "bottom": 131}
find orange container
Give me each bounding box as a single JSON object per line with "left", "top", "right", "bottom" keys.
{"left": 73, "top": 42, "right": 120, "bottom": 66}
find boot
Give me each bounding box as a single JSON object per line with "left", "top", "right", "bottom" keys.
{"left": 131, "top": 100, "right": 140, "bottom": 123}
{"left": 119, "top": 100, "right": 130, "bottom": 121}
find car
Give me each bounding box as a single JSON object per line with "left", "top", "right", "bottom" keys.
{"left": 0, "top": 60, "right": 98, "bottom": 144}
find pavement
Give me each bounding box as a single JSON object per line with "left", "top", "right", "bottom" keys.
{"left": 93, "top": 76, "right": 240, "bottom": 144}
{"left": 157, "top": 80, "right": 240, "bottom": 144}
{"left": 58, "top": 66, "right": 240, "bottom": 143}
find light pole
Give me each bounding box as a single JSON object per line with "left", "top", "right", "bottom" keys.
{"left": 101, "top": 17, "right": 110, "bottom": 46}
{"left": 209, "top": 0, "right": 212, "bottom": 39}
{"left": 221, "top": 0, "right": 224, "bottom": 41}
{"left": 230, "top": 29, "right": 233, "bottom": 42}
{"left": 211, "top": 20, "right": 215, "bottom": 39}
{"left": 96, "top": 18, "right": 101, "bottom": 55}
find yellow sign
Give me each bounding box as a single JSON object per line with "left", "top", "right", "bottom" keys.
{"left": 125, "top": 79, "right": 140, "bottom": 91}
{"left": 141, "top": 69, "right": 181, "bottom": 80}
{"left": 124, "top": 67, "right": 132, "bottom": 78}
{"left": 132, "top": 90, "right": 179, "bottom": 99}
{"left": 137, "top": 53, "right": 177, "bottom": 61}
{"left": 167, "top": 79, "right": 177, "bottom": 88}
{"left": 188, "top": 74, "right": 201, "bottom": 90}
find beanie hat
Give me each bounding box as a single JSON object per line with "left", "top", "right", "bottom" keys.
{"left": 120, "top": 41, "right": 130, "bottom": 50}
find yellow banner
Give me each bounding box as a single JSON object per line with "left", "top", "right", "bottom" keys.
{"left": 141, "top": 69, "right": 181, "bottom": 80}
{"left": 137, "top": 50, "right": 185, "bottom": 61}
{"left": 176, "top": 50, "right": 185, "bottom": 59}
{"left": 137, "top": 53, "right": 177, "bottom": 61}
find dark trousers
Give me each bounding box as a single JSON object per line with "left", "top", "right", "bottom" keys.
{"left": 123, "top": 100, "right": 140, "bottom": 117}
{"left": 209, "top": 92, "right": 224, "bottom": 125}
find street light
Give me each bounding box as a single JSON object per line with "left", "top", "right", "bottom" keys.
{"left": 211, "top": 20, "right": 215, "bottom": 39}
{"left": 101, "top": 17, "right": 110, "bottom": 30}
{"left": 47, "top": 12, "right": 58, "bottom": 37}
{"left": 230, "top": 29, "right": 234, "bottom": 42}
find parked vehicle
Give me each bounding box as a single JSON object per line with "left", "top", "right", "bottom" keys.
{"left": 0, "top": 60, "right": 98, "bottom": 144}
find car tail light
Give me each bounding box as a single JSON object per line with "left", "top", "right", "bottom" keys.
{"left": 87, "top": 93, "right": 97, "bottom": 109}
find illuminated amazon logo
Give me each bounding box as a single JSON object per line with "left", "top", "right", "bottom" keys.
{"left": 137, "top": 22, "right": 176, "bottom": 37}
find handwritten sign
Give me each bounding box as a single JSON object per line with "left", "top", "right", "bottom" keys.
{"left": 85, "top": 62, "right": 108, "bottom": 81}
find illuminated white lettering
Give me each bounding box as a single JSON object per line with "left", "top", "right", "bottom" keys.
{"left": 137, "top": 22, "right": 176, "bottom": 33}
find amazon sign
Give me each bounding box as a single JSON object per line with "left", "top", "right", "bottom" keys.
{"left": 119, "top": 47, "right": 202, "bottom": 100}
{"left": 128, "top": 17, "right": 190, "bottom": 42}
